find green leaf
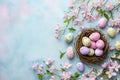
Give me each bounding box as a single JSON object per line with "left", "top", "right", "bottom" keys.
{"left": 68, "top": 27, "right": 76, "bottom": 32}
{"left": 97, "top": 9, "right": 105, "bottom": 14}
{"left": 104, "top": 13, "right": 109, "bottom": 20}
{"left": 64, "top": 18, "right": 69, "bottom": 23}
{"left": 46, "top": 70, "right": 51, "bottom": 74}
{"left": 37, "top": 74, "right": 43, "bottom": 80}
{"left": 70, "top": 72, "right": 80, "bottom": 80}
{"left": 60, "top": 51, "right": 65, "bottom": 59}
{"left": 61, "top": 68, "right": 65, "bottom": 71}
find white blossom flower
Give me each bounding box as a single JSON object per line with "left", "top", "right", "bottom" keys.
{"left": 49, "top": 76, "right": 56, "bottom": 80}
{"left": 61, "top": 71, "right": 72, "bottom": 80}
{"left": 111, "top": 61, "right": 120, "bottom": 72}
{"left": 106, "top": 69, "right": 116, "bottom": 78}
{"left": 63, "top": 62, "right": 72, "bottom": 69}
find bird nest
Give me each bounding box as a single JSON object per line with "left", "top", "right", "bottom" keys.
{"left": 75, "top": 28, "right": 109, "bottom": 64}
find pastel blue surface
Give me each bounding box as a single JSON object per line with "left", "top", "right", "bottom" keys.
{"left": 0, "top": 0, "right": 120, "bottom": 80}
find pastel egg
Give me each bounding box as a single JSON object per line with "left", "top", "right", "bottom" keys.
{"left": 66, "top": 46, "right": 74, "bottom": 59}
{"left": 64, "top": 33, "right": 74, "bottom": 43}
{"left": 98, "top": 17, "right": 107, "bottom": 28}
{"left": 90, "top": 41, "right": 97, "bottom": 49}
{"left": 82, "top": 37, "right": 91, "bottom": 47}
{"left": 88, "top": 48, "right": 95, "bottom": 56}
{"left": 76, "top": 62, "right": 85, "bottom": 72}
{"left": 95, "top": 49, "right": 103, "bottom": 56}
{"left": 89, "top": 32, "right": 100, "bottom": 41}
{"left": 96, "top": 40, "right": 105, "bottom": 49}
{"left": 80, "top": 46, "right": 89, "bottom": 55}
{"left": 115, "top": 41, "right": 120, "bottom": 51}
{"left": 107, "top": 28, "right": 116, "bottom": 38}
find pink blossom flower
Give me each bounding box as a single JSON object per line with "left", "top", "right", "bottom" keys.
{"left": 110, "top": 19, "right": 116, "bottom": 26}
{"left": 117, "top": 55, "right": 120, "bottom": 59}
{"left": 64, "top": 13, "right": 70, "bottom": 20}
{"left": 110, "top": 61, "right": 120, "bottom": 72}
{"left": 68, "top": 0, "right": 75, "bottom": 8}
{"left": 80, "top": 2, "right": 87, "bottom": 9}
{"left": 74, "top": 18, "right": 81, "bottom": 25}
{"left": 94, "top": 0, "right": 103, "bottom": 8}
{"left": 117, "top": 28, "right": 120, "bottom": 33}
{"left": 50, "top": 65, "right": 56, "bottom": 72}
{"left": 63, "top": 62, "right": 72, "bottom": 69}
{"left": 66, "top": 46, "right": 74, "bottom": 59}
{"left": 116, "top": 19, "right": 120, "bottom": 26}
{"left": 49, "top": 76, "right": 56, "bottom": 80}
{"left": 72, "top": 9, "right": 78, "bottom": 17}
{"left": 106, "top": 2, "right": 113, "bottom": 11}
{"left": 101, "top": 62, "right": 109, "bottom": 68}
{"left": 97, "top": 69, "right": 103, "bottom": 76}
{"left": 32, "top": 63, "right": 38, "bottom": 70}
{"left": 55, "top": 33, "right": 59, "bottom": 39}
{"left": 61, "top": 71, "right": 72, "bottom": 80}
{"left": 100, "top": 77, "right": 104, "bottom": 80}
{"left": 86, "top": 14, "right": 95, "bottom": 21}
{"left": 109, "top": 45, "right": 115, "bottom": 51}
{"left": 38, "top": 66, "right": 43, "bottom": 74}
{"left": 55, "top": 24, "right": 60, "bottom": 31}
{"left": 88, "top": 72, "right": 96, "bottom": 80}
{"left": 98, "top": 17, "right": 107, "bottom": 28}
{"left": 45, "top": 59, "right": 54, "bottom": 65}
{"left": 81, "top": 75, "right": 88, "bottom": 80}
{"left": 106, "top": 69, "right": 116, "bottom": 78}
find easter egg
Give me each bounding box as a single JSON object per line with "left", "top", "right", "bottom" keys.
{"left": 66, "top": 46, "right": 74, "bottom": 59}
{"left": 88, "top": 48, "right": 95, "bottom": 56}
{"left": 96, "top": 39, "right": 105, "bottom": 49}
{"left": 82, "top": 37, "right": 91, "bottom": 47}
{"left": 115, "top": 41, "right": 120, "bottom": 51}
{"left": 98, "top": 17, "right": 107, "bottom": 28}
{"left": 95, "top": 49, "right": 103, "bottom": 56}
{"left": 76, "top": 62, "right": 85, "bottom": 72}
{"left": 107, "top": 28, "right": 116, "bottom": 38}
{"left": 90, "top": 41, "right": 97, "bottom": 49}
{"left": 64, "top": 33, "right": 74, "bottom": 43}
{"left": 89, "top": 32, "right": 100, "bottom": 41}
{"left": 80, "top": 46, "right": 89, "bottom": 55}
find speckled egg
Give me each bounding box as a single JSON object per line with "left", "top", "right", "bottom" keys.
{"left": 66, "top": 46, "right": 74, "bottom": 59}
{"left": 95, "top": 49, "right": 103, "bottom": 56}
{"left": 80, "top": 46, "right": 89, "bottom": 55}
{"left": 96, "top": 39, "right": 105, "bottom": 49}
{"left": 88, "top": 48, "right": 95, "bottom": 56}
{"left": 115, "top": 41, "right": 120, "bottom": 51}
{"left": 107, "top": 28, "right": 116, "bottom": 38}
{"left": 82, "top": 37, "right": 91, "bottom": 47}
{"left": 89, "top": 32, "right": 100, "bottom": 41}
{"left": 90, "top": 41, "right": 97, "bottom": 49}
{"left": 98, "top": 17, "right": 107, "bottom": 28}
{"left": 76, "top": 62, "right": 85, "bottom": 72}
{"left": 64, "top": 33, "right": 74, "bottom": 43}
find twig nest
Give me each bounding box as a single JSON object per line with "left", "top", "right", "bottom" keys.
{"left": 95, "top": 49, "right": 103, "bottom": 56}
{"left": 89, "top": 32, "right": 100, "bottom": 41}
{"left": 66, "top": 46, "right": 74, "bottom": 59}
{"left": 96, "top": 39, "right": 105, "bottom": 49}
{"left": 115, "top": 41, "right": 120, "bottom": 51}
{"left": 75, "top": 28, "right": 109, "bottom": 63}
{"left": 88, "top": 48, "right": 95, "bottom": 56}
{"left": 82, "top": 37, "right": 91, "bottom": 47}
{"left": 64, "top": 33, "right": 74, "bottom": 43}
{"left": 76, "top": 62, "right": 85, "bottom": 72}
{"left": 107, "top": 28, "right": 116, "bottom": 38}
{"left": 98, "top": 17, "right": 107, "bottom": 28}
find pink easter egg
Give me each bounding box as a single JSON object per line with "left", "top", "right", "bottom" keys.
{"left": 90, "top": 41, "right": 97, "bottom": 49}
{"left": 95, "top": 49, "right": 103, "bottom": 56}
{"left": 98, "top": 17, "right": 107, "bottom": 28}
{"left": 96, "top": 39, "right": 105, "bottom": 49}
{"left": 89, "top": 32, "right": 100, "bottom": 41}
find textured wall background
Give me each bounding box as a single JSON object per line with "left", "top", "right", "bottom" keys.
{"left": 0, "top": 0, "right": 119, "bottom": 80}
